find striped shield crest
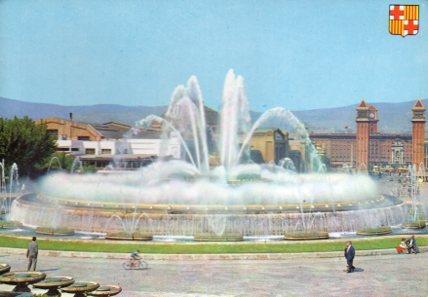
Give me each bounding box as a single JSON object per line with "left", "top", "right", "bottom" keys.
{"left": 389, "top": 4, "right": 419, "bottom": 36}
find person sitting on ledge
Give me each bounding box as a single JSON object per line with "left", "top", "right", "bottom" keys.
{"left": 396, "top": 238, "right": 407, "bottom": 254}
{"left": 406, "top": 235, "right": 419, "bottom": 254}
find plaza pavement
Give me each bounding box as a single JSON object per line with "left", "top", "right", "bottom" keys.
{"left": 0, "top": 251, "right": 427, "bottom": 296}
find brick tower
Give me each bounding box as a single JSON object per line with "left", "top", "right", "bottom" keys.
{"left": 412, "top": 100, "right": 425, "bottom": 169}
{"left": 356, "top": 100, "right": 370, "bottom": 170}
{"left": 368, "top": 104, "right": 378, "bottom": 134}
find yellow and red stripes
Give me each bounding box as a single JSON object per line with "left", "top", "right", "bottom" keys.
{"left": 389, "top": 5, "right": 419, "bottom": 35}
{"left": 404, "top": 5, "right": 418, "bottom": 20}
{"left": 389, "top": 20, "right": 404, "bottom": 35}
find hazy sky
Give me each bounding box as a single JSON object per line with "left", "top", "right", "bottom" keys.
{"left": 0, "top": 0, "right": 427, "bottom": 110}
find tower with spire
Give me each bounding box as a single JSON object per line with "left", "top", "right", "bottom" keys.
{"left": 411, "top": 100, "right": 425, "bottom": 170}
{"left": 356, "top": 100, "right": 370, "bottom": 170}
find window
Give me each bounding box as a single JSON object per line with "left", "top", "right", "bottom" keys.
{"left": 78, "top": 136, "right": 90, "bottom": 140}
{"left": 47, "top": 129, "right": 59, "bottom": 137}
{"left": 71, "top": 148, "right": 79, "bottom": 152}
{"left": 85, "top": 148, "right": 96, "bottom": 155}
{"left": 101, "top": 149, "right": 112, "bottom": 155}
{"left": 56, "top": 147, "right": 69, "bottom": 152}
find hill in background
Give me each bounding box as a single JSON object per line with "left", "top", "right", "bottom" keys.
{"left": 1, "top": 97, "right": 425, "bottom": 133}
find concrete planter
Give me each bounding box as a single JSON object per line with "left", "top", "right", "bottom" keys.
{"left": 284, "top": 231, "right": 329, "bottom": 240}
{"left": 35, "top": 227, "right": 75, "bottom": 236}
{"left": 356, "top": 226, "right": 392, "bottom": 236}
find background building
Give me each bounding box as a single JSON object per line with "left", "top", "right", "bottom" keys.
{"left": 38, "top": 115, "right": 181, "bottom": 169}
{"left": 249, "top": 129, "right": 289, "bottom": 164}
{"left": 39, "top": 100, "right": 424, "bottom": 173}
{"left": 311, "top": 100, "right": 424, "bottom": 172}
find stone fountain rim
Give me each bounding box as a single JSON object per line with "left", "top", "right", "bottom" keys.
{"left": 0, "top": 271, "right": 46, "bottom": 284}
{"left": 87, "top": 284, "right": 122, "bottom": 296}
{"left": 32, "top": 275, "right": 74, "bottom": 288}
{"left": 18, "top": 193, "right": 401, "bottom": 214}
{"left": 61, "top": 281, "right": 100, "bottom": 293}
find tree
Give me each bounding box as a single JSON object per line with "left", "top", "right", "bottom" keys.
{"left": 0, "top": 117, "right": 56, "bottom": 177}
{"left": 41, "top": 152, "right": 74, "bottom": 172}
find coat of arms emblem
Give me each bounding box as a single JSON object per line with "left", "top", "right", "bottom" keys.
{"left": 389, "top": 4, "right": 419, "bottom": 36}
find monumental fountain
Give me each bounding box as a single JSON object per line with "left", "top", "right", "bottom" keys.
{"left": 9, "top": 70, "right": 414, "bottom": 241}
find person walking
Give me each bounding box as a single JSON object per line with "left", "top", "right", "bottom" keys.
{"left": 27, "top": 237, "right": 38, "bottom": 271}
{"left": 344, "top": 241, "right": 355, "bottom": 273}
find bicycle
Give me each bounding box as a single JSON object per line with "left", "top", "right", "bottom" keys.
{"left": 122, "top": 258, "right": 148, "bottom": 270}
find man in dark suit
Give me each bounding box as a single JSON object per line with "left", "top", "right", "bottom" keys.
{"left": 344, "top": 241, "right": 355, "bottom": 273}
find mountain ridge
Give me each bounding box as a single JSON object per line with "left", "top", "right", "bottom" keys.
{"left": 1, "top": 96, "right": 426, "bottom": 133}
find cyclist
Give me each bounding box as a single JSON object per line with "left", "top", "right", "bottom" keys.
{"left": 129, "top": 250, "right": 142, "bottom": 267}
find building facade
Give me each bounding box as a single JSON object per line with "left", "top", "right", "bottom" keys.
{"left": 37, "top": 117, "right": 105, "bottom": 141}
{"left": 249, "top": 129, "right": 289, "bottom": 164}
{"left": 38, "top": 117, "right": 181, "bottom": 169}
{"left": 311, "top": 100, "right": 424, "bottom": 171}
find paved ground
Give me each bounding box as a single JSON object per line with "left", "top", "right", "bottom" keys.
{"left": 0, "top": 252, "right": 427, "bottom": 297}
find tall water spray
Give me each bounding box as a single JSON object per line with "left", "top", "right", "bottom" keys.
{"left": 9, "top": 163, "right": 19, "bottom": 197}
{"left": 0, "top": 159, "right": 6, "bottom": 195}
{"left": 164, "top": 78, "right": 211, "bottom": 172}
{"left": 407, "top": 164, "right": 425, "bottom": 221}
{"left": 219, "top": 70, "right": 252, "bottom": 169}
{"left": 47, "top": 156, "right": 62, "bottom": 172}
{"left": 237, "top": 107, "right": 325, "bottom": 172}
{"left": 144, "top": 69, "right": 324, "bottom": 172}
{"left": 135, "top": 115, "right": 198, "bottom": 168}
{"left": 0, "top": 163, "right": 20, "bottom": 214}
{"left": 70, "top": 157, "right": 83, "bottom": 174}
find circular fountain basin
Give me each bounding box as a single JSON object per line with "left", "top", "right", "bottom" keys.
{"left": 36, "top": 194, "right": 399, "bottom": 214}
{"left": 61, "top": 281, "right": 99, "bottom": 296}
{"left": 0, "top": 271, "right": 46, "bottom": 292}
{"left": 87, "top": 285, "right": 122, "bottom": 296}
{"left": 33, "top": 276, "right": 74, "bottom": 296}
{"left": 10, "top": 193, "right": 408, "bottom": 239}
{"left": 0, "top": 272, "right": 46, "bottom": 285}
{"left": 33, "top": 276, "right": 74, "bottom": 288}
{"left": 0, "top": 263, "right": 11, "bottom": 275}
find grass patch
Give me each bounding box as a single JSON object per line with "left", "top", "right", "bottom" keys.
{"left": 0, "top": 235, "right": 427, "bottom": 254}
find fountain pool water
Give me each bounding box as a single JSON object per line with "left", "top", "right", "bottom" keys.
{"left": 9, "top": 70, "right": 412, "bottom": 240}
